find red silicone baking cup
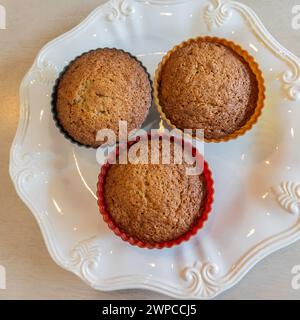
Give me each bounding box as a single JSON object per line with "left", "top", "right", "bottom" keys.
{"left": 96, "top": 134, "right": 214, "bottom": 249}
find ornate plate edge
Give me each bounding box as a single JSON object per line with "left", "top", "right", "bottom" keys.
{"left": 9, "top": 0, "right": 300, "bottom": 299}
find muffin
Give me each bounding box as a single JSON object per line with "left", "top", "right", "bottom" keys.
{"left": 97, "top": 135, "right": 214, "bottom": 249}
{"left": 52, "top": 48, "right": 152, "bottom": 147}
{"left": 154, "top": 37, "right": 265, "bottom": 142}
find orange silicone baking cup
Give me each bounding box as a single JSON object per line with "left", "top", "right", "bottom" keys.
{"left": 153, "top": 36, "right": 266, "bottom": 143}
{"left": 96, "top": 133, "right": 214, "bottom": 249}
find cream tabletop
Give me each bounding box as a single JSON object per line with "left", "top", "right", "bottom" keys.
{"left": 1, "top": 0, "right": 300, "bottom": 300}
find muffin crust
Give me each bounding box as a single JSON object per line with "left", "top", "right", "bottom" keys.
{"left": 158, "top": 40, "right": 259, "bottom": 139}
{"left": 55, "top": 48, "right": 152, "bottom": 146}
{"left": 104, "top": 140, "right": 207, "bottom": 243}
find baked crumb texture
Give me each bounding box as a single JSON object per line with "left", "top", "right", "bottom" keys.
{"left": 158, "top": 40, "right": 259, "bottom": 139}
{"left": 55, "top": 48, "right": 152, "bottom": 147}
{"left": 104, "top": 140, "right": 207, "bottom": 244}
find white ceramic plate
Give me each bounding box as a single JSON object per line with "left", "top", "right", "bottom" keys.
{"left": 9, "top": 0, "right": 300, "bottom": 299}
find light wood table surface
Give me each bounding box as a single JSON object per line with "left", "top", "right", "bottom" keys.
{"left": 1, "top": 0, "right": 300, "bottom": 300}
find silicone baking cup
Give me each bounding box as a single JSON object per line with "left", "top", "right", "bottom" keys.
{"left": 154, "top": 36, "right": 266, "bottom": 143}
{"left": 51, "top": 48, "right": 153, "bottom": 148}
{"left": 96, "top": 134, "right": 214, "bottom": 249}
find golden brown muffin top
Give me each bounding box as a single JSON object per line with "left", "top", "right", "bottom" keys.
{"left": 56, "top": 48, "right": 152, "bottom": 146}
{"left": 158, "top": 40, "right": 259, "bottom": 139}
{"left": 104, "top": 140, "right": 206, "bottom": 244}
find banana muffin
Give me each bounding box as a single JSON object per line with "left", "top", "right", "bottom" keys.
{"left": 53, "top": 48, "right": 152, "bottom": 147}
{"left": 103, "top": 138, "right": 207, "bottom": 244}
{"left": 156, "top": 38, "right": 261, "bottom": 140}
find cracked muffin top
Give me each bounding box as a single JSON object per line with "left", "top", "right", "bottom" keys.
{"left": 55, "top": 48, "right": 152, "bottom": 147}
{"left": 103, "top": 139, "right": 207, "bottom": 244}
{"left": 157, "top": 39, "right": 259, "bottom": 140}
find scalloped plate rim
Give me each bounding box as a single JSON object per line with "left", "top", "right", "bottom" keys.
{"left": 9, "top": 0, "right": 300, "bottom": 299}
